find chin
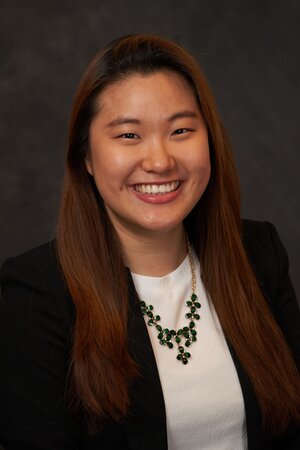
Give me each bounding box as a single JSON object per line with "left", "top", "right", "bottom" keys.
{"left": 140, "top": 220, "right": 183, "bottom": 233}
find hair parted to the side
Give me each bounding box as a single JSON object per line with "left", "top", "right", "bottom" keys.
{"left": 56, "top": 33, "right": 300, "bottom": 435}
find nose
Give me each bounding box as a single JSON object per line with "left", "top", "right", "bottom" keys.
{"left": 140, "top": 139, "right": 176, "bottom": 173}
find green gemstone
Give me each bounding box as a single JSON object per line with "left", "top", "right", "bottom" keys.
{"left": 141, "top": 293, "right": 201, "bottom": 362}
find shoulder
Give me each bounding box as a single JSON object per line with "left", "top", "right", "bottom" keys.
{"left": 1, "top": 239, "right": 60, "bottom": 283}
{"left": 242, "top": 218, "right": 284, "bottom": 259}
{"left": 242, "top": 219, "right": 290, "bottom": 300}
{"left": 0, "top": 239, "right": 74, "bottom": 322}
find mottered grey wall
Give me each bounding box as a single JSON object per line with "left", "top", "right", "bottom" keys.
{"left": 0, "top": 1, "right": 299, "bottom": 299}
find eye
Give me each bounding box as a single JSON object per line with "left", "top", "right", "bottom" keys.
{"left": 173, "top": 128, "right": 192, "bottom": 135}
{"left": 118, "top": 133, "right": 138, "bottom": 139}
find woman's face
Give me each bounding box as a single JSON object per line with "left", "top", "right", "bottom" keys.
{"left": 86, "top": 70, "right": 211, "bottom": 238}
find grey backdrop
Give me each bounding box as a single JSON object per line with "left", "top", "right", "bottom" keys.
{"left": 1, "top": 1, "right": 299, "bottom": 300}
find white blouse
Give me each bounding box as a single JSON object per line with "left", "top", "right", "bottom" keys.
{"left": 131, "top": 248, "right": 247, "bottom": 450}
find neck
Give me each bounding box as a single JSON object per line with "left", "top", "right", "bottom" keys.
{"left": 114, "top": 225, "right": 187, "bottom": 276}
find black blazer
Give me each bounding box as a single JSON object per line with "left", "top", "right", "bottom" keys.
{"left": 0, "top": 220, "right": 299, "bottom": 450}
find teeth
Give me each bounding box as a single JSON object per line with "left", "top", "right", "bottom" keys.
{"left": 134, "top": 181, "right": 180, "bottom": 194}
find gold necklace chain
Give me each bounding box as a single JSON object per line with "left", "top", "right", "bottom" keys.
{"left": 139, "top": 238, "right": 201, "bottom": 365}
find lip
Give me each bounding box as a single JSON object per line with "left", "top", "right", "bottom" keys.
{"left": 130, "top": 181, "right": 182, "bottom": 204}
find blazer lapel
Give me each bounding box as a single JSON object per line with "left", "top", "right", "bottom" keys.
{"left": 225, "top": 339, "right": 273, "bottom": 450}
{"left": 122, "top": 273, "right": 168, "bottom": 450}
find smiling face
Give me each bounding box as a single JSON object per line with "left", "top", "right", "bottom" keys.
{"left": 85, "top": 70, "right": 211, "bottom": 240}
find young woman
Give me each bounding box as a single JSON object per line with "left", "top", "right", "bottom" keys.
{"left": 0, "top": 34, "right": 299, "bottom": 450}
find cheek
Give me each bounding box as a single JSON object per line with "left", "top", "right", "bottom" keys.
{"left": 191, "top": 144, "right": 211, "bottom": 175}
{"left": 88, "top": 132, "right": 131, "bottom": 175}
{"left": 189, "top": 147, "right": 211, "bottom": 192}
{"left": 91, "top": 151, "right": 133, "bottom": 194}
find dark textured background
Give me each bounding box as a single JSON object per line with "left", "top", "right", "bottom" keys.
{"left": 0, "top": 1, "right": 299, "bottom": 299}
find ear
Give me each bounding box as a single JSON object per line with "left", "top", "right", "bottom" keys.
{"left": 85, "top": 156, "right": 93, "bottom": 176}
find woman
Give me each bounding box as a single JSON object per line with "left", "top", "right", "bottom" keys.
{"left": 0, "top": 34, "right": 299, "bottom": 450}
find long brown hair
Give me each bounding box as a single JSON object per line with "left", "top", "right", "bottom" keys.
{"left": 56, "top": 34, "right": 300, "bottom": 435}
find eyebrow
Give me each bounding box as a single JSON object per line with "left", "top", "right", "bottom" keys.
{"left": 168, "top": 110, "right": 199, "bottom": 122}
{"left": 105, "top": 110, "right": 199, "bottom": 128}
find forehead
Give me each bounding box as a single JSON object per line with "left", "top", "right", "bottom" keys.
{"left": 96, "top": 70, "right": 199, "bottom": 115}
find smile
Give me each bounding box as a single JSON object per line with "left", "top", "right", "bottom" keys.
{"left": 134, "top": 181, "right": 180, "bottom": 195}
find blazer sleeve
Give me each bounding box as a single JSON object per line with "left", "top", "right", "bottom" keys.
{"left": 0, "top": 253, "right": 131, "bottom": 450}
{"left": 0, "top": 255, "right": 82, "bottom": 449}
{"left": 242, "top": 220, "right": 300, "bottom": 449}
{"left": 262, "top": 222, "right": 300, "bottom": 449}
{"left": 264, "top": 222, "right": 300, "bottom": 371}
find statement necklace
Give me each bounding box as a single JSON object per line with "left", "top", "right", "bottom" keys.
{"left": 139, "top": 239, "right": 201, "bottom": 365}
